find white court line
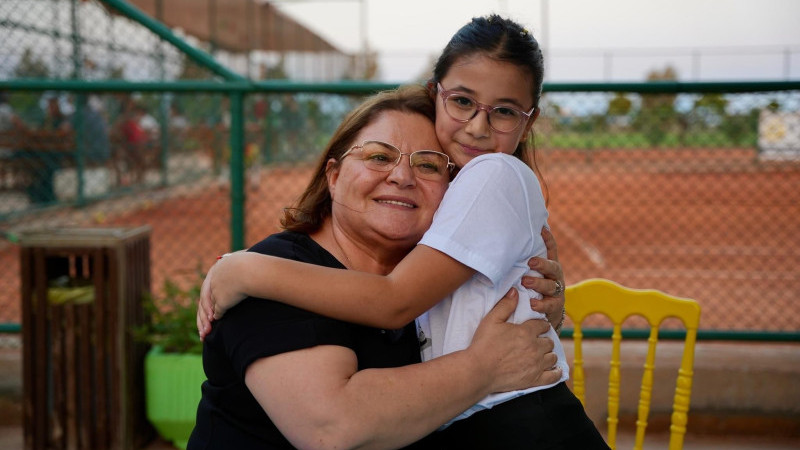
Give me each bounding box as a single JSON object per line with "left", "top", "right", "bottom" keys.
{"left": 601, "top": 246, "right": 796, "bottom": 257}
{"left": 587, "top": 268, "right": 799, "bottom": 281}
{"left": 552, "top": 216, "right": 606, "bottom": 269}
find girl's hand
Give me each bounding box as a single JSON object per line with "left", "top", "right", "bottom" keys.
{"left": 197, "top": 261, "right": 220, "bottom": 341}
{"left": 523, "top": 228, "right": 566, "bottom": 330}
{"left": 197, "top": 251, "right": 247, "bottom": 341}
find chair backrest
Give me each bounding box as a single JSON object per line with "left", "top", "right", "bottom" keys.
{"left": 565, "top": 278, "right": 701, "bottom": 450}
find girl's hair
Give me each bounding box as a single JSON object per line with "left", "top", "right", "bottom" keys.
{"left": 281, "top": 85, "right": 436, "bottom": 233}
{"left": 428, "top": 14, "right": 548, "bottom": 200}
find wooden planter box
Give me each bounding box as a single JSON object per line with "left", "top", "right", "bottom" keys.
{"left": 19, "top": 227, "right": 153, "bottom": 449}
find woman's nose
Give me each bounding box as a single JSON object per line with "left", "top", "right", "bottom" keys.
{"left": 386, "top": 154, "right": 416, "bottom": 187}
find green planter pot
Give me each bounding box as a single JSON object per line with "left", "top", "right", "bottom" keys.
{"left": 145, "top": 347, "right": 205, "bottom": 449}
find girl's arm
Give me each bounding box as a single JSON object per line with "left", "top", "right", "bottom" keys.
{"left": 205, "top": 244, "right": 473, "bottom": 330}
{"left": 197, "top": 228, "right": 566, "bottom": 337}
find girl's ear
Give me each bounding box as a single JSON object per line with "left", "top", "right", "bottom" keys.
{"left": 520, "top": 107, "right": 540, "bottom": 143}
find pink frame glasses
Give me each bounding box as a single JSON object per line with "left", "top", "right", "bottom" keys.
{"left": 437, "top": 82, "right": 535, "bottom": 133}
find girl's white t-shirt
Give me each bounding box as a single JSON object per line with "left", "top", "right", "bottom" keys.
{"left": 417, "top": 153, "right": 569, "bottom": 426}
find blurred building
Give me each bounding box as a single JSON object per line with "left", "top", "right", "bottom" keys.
{"left": 128, "top": 0, "right": 360, "bottom": 81}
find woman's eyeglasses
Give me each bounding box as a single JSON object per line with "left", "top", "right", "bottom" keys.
{"left": 438, "top": 82, "right": 535, "bottom": 134}
{"left": 341, "top": 140, "right": 454, "bottom": 182}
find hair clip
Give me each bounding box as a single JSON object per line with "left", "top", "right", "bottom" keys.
{"left": 521, "top": 28, "right": 529, "bottom": 36}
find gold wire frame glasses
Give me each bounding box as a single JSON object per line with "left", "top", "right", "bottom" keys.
{"left": 341, "top": 140, "right": 455, "bottom": 181}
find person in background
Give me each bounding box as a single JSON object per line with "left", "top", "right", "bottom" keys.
{"left": 26, "top": 93, "right": 70, "bottom": 203}
{"left": 117, "top": 100, "right": 149, "bottom": 184}
{"left": 73, "top": 95, "right": 111, "bottom": 166}
{"left": 0, "top": 91, "right": 26, "bottom": 157}
{"left": 0, "top": 92, "right": 29, "bottom": 192}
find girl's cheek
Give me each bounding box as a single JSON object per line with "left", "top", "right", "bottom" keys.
{"left": 435, "top": 120, "right": 451, "bottom": 141}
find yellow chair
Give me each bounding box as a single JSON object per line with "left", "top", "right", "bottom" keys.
{"left": 565, "top": 278, "right": 701, "bottom": 450}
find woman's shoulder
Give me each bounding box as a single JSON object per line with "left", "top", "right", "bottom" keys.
{"left": 248, "top": 230, "right": 299, "bottom": 256}
{"left": 249, "top": 231, "right": 343, "bottom": 268}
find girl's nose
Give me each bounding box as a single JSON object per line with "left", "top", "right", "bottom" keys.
{"left": 464, "top": 110, "right": 491, "bottom": 138}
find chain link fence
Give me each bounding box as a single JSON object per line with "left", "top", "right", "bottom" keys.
{"left": 536, "top": 89, "right": 800, "bottom": 335}
{"left": 1, "top": 0, "right": 799, "bottom": 340}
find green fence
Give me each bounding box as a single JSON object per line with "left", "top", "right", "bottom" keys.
{"left": 1, "top": 0, "right": 799, "bottom": 341}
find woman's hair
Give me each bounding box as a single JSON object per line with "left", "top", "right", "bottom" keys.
{"left": 428, "top": 14, "right": 548, "bottom": 199}
{"left": 281, "top": 85, "right": 436, "bottom": 233}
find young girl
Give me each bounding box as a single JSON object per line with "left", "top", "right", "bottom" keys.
{"left": 201, "top": 15, "right": 607, "bottom": 448}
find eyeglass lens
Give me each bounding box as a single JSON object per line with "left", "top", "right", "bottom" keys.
{"left": 444, "top": 94, "right": 525, "bottom": 133}
{"left": 359, "top": 141, "right": 450, "bottom": 180}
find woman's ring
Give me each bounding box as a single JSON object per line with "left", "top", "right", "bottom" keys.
{"left": 553, "top": 280, "right": 565, "bottom": 297}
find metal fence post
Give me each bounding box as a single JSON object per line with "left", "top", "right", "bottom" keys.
{"left": 229, "top": 92, "right": 246, "bottom": 251}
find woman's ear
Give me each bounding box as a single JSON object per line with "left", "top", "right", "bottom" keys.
{"left": 425, "top": 79, "right": 437, "bottom": 100}
{"left": 326, "top": 158, "right": 340, "bottom": 197}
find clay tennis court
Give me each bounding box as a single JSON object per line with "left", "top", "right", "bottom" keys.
{"left": 1, "top": 147, "right": 798, "bottom": 333}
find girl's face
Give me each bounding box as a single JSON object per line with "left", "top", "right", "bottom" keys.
{"left": 435, "top": 54, "right": 538, "bottom": 169}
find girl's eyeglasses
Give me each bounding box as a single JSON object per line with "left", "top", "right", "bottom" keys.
{"left": 438, "top": 82, "right": 535, "bottom": 133}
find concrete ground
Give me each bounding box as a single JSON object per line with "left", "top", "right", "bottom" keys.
{"left": 1, "top": 339, "right": 799, "bottom": 449}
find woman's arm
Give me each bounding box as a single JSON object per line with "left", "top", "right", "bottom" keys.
{"left": 245, "top": 290, "right": 561, "bottom": 449}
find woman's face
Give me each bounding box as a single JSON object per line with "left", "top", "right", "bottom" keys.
{"left": 327, "top": 111, "right": 448, "bottom": 248}
{"left": 435, "top": 54, "right": 538, "bottom": 169}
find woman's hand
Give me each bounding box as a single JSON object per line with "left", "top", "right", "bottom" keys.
{"left": 523, "top": 228, "right": 566, "bottom": 330}
{"left": 469, "top": 288, "right": 561, "bottom": 393}
{"left": 196, "top": 252, "right": 248, "bottom": 340}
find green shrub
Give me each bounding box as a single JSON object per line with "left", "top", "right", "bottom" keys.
{"left": 133, "top": 272, "right": 204, "bottom": 355}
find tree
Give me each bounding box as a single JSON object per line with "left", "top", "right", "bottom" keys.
{"left": 720, "top": 110, "right": 757, "bottom": 146}
{"left": 607, "top": 92, "right": 633, "bottom": 129}
{"left": 636, "top": 66, "right": 679, "bottom": 146}
{"left": 14, "top": 48, "right": 49, "bottom": 79}
{"left": 108, "top": 65, "right": 126, "bottom": 80}
{"left": 689, "top": 93, "right": 729, "bottom": 132}
{"left": 259, "top": 57, "right": 289, "bottom": 80}
{"left": 694, "top": 93, "right": 727, "bottom": 115}
{"left": 176, "top": 57, "right": 209, "bottom": 80}
{"left": 10, "top": 48, "right": 51, "bottom": 121}
{"left": 608, "top": 92, "right": 632, "bottom": 117}
{"left": 343, "top": 50, "right": 380, "bottom": 80}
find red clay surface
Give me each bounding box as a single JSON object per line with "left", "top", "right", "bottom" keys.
{"left": 1, "top": 148, "right": 798, "bottom": 332}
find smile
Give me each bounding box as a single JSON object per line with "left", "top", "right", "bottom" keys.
{"left": 459, "top": 143, "right": 491, "bottom": 154}
{"left": 376, "top": 200, "right": 416, "bottom": 209}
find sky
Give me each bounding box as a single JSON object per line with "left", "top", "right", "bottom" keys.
{"left": 273, "top": 0, "right": 800, "bottom": 82}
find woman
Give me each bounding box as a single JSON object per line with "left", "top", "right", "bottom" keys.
{"left": 187, "top": 85, "right": 560, "bottom": 449}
